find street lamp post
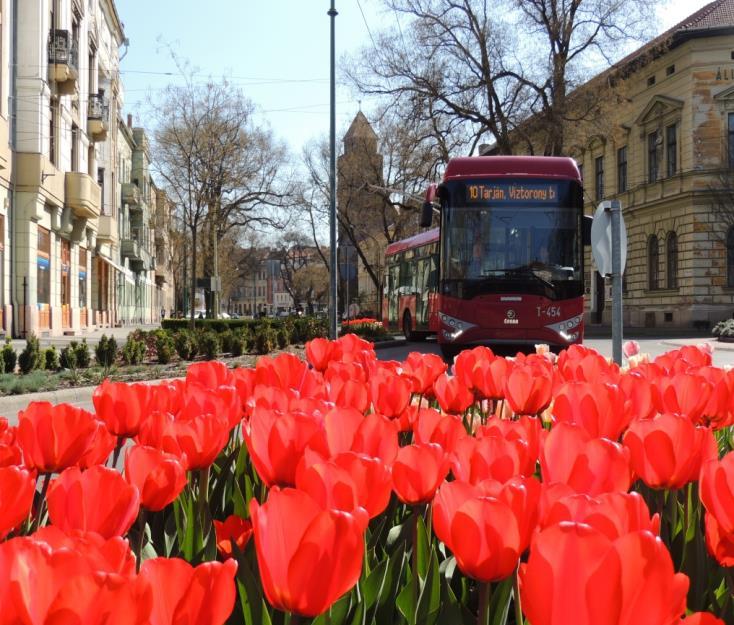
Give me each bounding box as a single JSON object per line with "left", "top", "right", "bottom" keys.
{"left": 328, "top": 0, "right": 338, "bottom": 339}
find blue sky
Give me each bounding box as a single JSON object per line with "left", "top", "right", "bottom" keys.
{"left": 116, "top": 0, "right": 711, "bottom": 156}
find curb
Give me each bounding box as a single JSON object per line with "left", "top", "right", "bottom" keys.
{"left": 372, "top": 337, "right": 407, "bottom": 350}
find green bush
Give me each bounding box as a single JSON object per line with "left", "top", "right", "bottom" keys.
{"left": 18, "top": 334, "right": 43, "bottom": 374}
{"left": 60, "top": 344, "right": 77, "bottom": 370}
{"left": 197, "top": 330, "right": 221, "bottom": 361}
{"left": 1, "top": 339, "right": 16, "bottom": 374}
{"left": 94, "top": 335, "right": 118, "bottom": 369}
{"left": 292, "top": 316, "right": 328, "bottom": 343}
{"left": 219, "top": 330, "right": 234, "bottom": 354}
{"left": 230, "top": 331, "right": 248, "bottom": 357}
{"left": 173, "top": 330, "right": 197, "bottom": 361}
{"left": 713, "top": 318, "right": 734, "bottom": 338}
{"left": 44, "top": 346, "right": 60, "bottom": 371}
{"left": 122, "top": 336, "right": 146, "bottom": 365}
{"left": 276, "top": 326, "right": 290, "bottom": 349}
{"left": 254, "top": 326, "right": 277, "bottom": 355}
{"left": 155, "top": 331, "right": 176, "bottom": 365}
{"left": 74, "top": 340, "right": 91, "bottom": 369}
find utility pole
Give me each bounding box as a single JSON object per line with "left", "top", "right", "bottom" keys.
{"left": 328, "top": 0, "right": 338, "bottom": 339}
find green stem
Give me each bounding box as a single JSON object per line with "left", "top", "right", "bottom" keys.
{"left": 683, "top": 483, "right": 691, "bottom": 538}
{"left": 478, "top": 581, "right": 491, "bottom": 625}
{"left": 134, "top": 509, "right": 147, "bottom": 573}
{"left": 413, "top": 508, "right": 420, "bottom": 608}
{"left": 513, "top": 566, "right": 524, "bottom": 625}
{"left": 33, "top": 473, "right": 52, "bottom": 532}
{"left": 111, "top": 436, "right": 125, "bottom": 468}
{"left": 198, "top": 467, "right": 210, "bottom": 519}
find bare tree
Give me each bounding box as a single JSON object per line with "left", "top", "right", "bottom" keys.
{"left": 346, "top": 0, "right": 660, "bottom": 156}
{"left": 150, "top": 75, "right": 292, "bottom": 323}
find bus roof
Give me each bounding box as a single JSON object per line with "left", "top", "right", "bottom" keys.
{"left": 386, "top": 227, "right": 439, "bottom": 257}
{"left": 443, "top": 156, "right": 581, "bottom": 182}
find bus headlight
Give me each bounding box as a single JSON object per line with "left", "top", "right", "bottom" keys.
{"left": 545, "top": 315, "right": 582, "bottom": 339}
{"left": 439, "top": 313, "right": 477, "bottom": 341}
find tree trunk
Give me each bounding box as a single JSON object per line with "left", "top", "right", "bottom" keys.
{"left": 190, "top": 224, "right": 197, "bottom": 330}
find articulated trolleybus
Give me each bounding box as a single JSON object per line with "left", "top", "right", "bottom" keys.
{"left": 384, "top": 156, "right": 587, "bottom": 360}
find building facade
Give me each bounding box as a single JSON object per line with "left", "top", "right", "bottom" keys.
{"left": 496, "top": 0, "right": 734, "bottom": 330}
{"left": 3, "top": 0, "right": 169, "bottom": 337}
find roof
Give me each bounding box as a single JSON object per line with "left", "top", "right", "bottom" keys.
{"left": 386, "top": 228, "right": 439, "bottom": 256}
{"left": 444, "top": 156, "right": 581, "bottom": 182}
{"left": 344, "top": 111, "right": 378, "bottom": 141}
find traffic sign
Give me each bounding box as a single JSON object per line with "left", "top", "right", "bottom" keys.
{"left": 591, "top": 200, "right": 627, "bottom": 276}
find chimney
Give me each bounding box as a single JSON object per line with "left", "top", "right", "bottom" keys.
{"left": 127, "top": 114, "right": 133, "bottom": 128}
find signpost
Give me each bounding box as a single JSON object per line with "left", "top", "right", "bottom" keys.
{"left": 591, "top": 200, "right": 627, "bottom": 365}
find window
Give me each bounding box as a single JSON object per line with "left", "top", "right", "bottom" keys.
{"left": 578, "top": 164, "right": 583, "bottom": 181}
{"left": 79, "top": 247, "right": 87, "bottom": 307}
{"left": 648, "top": 235, "right": 659, "bottom": 290}
{"left": 728, "top": 227, "right": 734, "bottom": 287}
{"left": 71, "top": 124, "right": 79, "bottom": 171}
{"left": 666, "top": 231, "right": 678, "bottom": 289}
{"left": 729, "top": 113, "right": 734, "bottom": 168}
{"left": 647, "top": 75, "right": 656, "bottom": 87}
{"left": 617, "top": 146, "right": 628, "bottom": 193}
{"left": 666, "top": 124, "right": 677, "bottom": 177}
{"left": 666, "top": 65, "right": 675, "bottom": 76}
{"left": 49, "top": 104, "right": 57, "bottom": 165}
{"left": 98, "top": 168, "right": 105, "bottom": 215}
{"left": 37, "top": 226, "right": 51, "bottom": 304}
{"left": 595, "top": 156, "right": 604, "bottom": 201}
{"left": 648, "top": 131, "right": 660, "bottom": 183}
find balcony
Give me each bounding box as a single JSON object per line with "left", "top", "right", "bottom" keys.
{"left": 47, "top": 30, "right": 78, "bottom": 92}
{"left": 121, "top": 231, "right": 154, "bottom": 272}
{"left": 65, "top": 172, "right": 101, "bottom": 220}
{"left": 87, "top": 94, "right": 109, "bottom": 142}
{"left": 121, "top": 182, "right": 141, "bottom": 208}
{"left": 97, "top": 215, "right": 117, "bottom": 244}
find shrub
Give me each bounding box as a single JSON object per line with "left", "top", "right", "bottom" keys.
{"left": 18, "top": 334, "right": 43, "bottom": 374}
{"left": 60, "top": 344, "right": 77, "bottom": 370}
{"left": 95, "top": 335, "right": 118, "bottom": 370}
{"left": 254, "top": 326, "right": 277, "bottom": 355}
{"left": 122, "top": 335, "right": 146, "bottom": 365}
{"left": 197, "top": 330, "right": 221, "bottom": 361}
{"left": 230, "top": 331, "right": 248, "bottom": 357}
{"left": 340, "top": 318, "right": 390, "bottom": 341}
{"left": 44, "top": 346, "right": 60, "bottom": 371}
{"left": 292, "top": 316, "right": 328, "bottom": 343}
{"left": 74, "top": 339, "right": 91, "bottom": 369}
{"left": 155, "top": 331, "right": 176, "bottom": 365}
{"left": 219, "top": 330, "right": 234, "bottom": 354}
{"left": 276, "top": 327, "right": 290, "bottom": 349}
{"left": 174, "top": 330, "right": 198, "bottom": 361}
{"left": 1, "top": 339, "right": 16, "bottom": 374}
{"left": 713, "top": 318, "right": 734, "bottom": 338}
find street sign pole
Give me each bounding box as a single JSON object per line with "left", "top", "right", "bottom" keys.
{"left": 610, "top": 200, "right": 623, "bottom": 365}
{"left": 328, "top": 0, "right": 338, "bottom": 339}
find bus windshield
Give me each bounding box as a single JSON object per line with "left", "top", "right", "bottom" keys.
{"left": 441, "top": 178, "right": 583, "bottom": 300}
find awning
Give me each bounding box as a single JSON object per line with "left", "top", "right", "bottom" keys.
{"left": 98, "top": 254, "right": 135, "bottom": 285}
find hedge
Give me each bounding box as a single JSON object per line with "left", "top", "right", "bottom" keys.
{"left": 161, "top": 318, "right": 281, "bottom": 333}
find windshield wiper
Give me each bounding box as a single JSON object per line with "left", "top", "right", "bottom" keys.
{"left": 483, "top": 266, "right": 555, "bottom": 290}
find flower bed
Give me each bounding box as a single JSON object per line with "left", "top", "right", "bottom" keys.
{"left": 0, "top": 338, "right": 731, "bottom": 623}
{"left": 340, "top": 317, "right": 391, "bottom": 341}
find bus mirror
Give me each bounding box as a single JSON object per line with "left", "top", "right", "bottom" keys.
{"left": 583, "top": 214, "right": 592, "bottom": 246}
{"left": 420, "top": 201, "right": 433, "bottom": 228}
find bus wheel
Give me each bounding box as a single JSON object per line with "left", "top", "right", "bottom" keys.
{"left": 403, "top": 311, "right": 416, "bottom": 341}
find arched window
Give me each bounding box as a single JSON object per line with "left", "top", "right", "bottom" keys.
{"left": 666, "top": 231, "right": 678, "bottom": 289}
{"left": 727, "top": 227, "right": 734, "bottom": 287}
{"left": 648, "top": 234, "right": 659, "bottom": 291}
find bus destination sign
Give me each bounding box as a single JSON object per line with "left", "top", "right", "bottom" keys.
{"left": 466, "top": 183, "right": 559, "bottom": 203}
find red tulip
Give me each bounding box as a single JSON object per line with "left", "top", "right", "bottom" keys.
{"left": 186, "top": 360, "right": 233, "bottom": 389}
{"left": 453, "top": 346, "right": 493, "bottom": 389}
{"left": 678, "top": 614, "right": 726, "bottom": 625}
{"left": 140, "top": 557, "right": 237, "bottom": 625}
{"left": 0, "top": 418, "right": 22, "bottom": 467}
{"left": 47, "top": 465, "right": 140, "bottom": 539}
{"left": 471, "top": 356, "right": 509, "bottom": 401}
{"left": 552, "top": 381, "right": 631, "bottom": 440}
{"left": 504, "top": 359, "right": 553, "bottom": 416}
{"left": 369, "top": 369, "right": 412, "bottom": 419}
{"left": 213, "top": 515, "right": 253, "bottom": 559}
{"left": 333, "top": 452, "right": 392, "bottom": 518}
{"left": 392, "top": 443, "right": 450, "bottom": 504}
{"left": 478, "top": 475, "right": 541, "bottom": 552}
{"left": 540, "top": 423, "right": 632, "bottom": 495}
{"left": 652, "top": 373, "right": 711, "bottom": 424}
{"left": 540, "top": 491, "right": 660, "bottom": 539}
{"left": 653, "top": 344, "right": 712, "bottom": 373}
{"left": 306, "top": 337, "right": 337, "bottom": 371}
{"left": 250, "top": 487, "right": 367, "bottom": 617}
{"left": 704, "top": 511, "right": 734, "bottom": 567}
{"left": 245, "top": 407, "right": 323, "bottom": 486}
{"left": 452, "top": 433, "right": 535, "bottom": 484}
{"left": 556, "top": 345, "right": 620, "bottom": 384}
{"left": 700, "top": 452, "right": 734, "bottom": 535}
{"left": 135, "top": 411, "right": 184, "bottom": 459}
{"left": 350, "top": 412, "right": 399, "bottom": 466}
{"left": 32, "top": 525, "right": 136, "bottom": 577}
{"left": 413, "top": 409, "right": 468, "bottom": 455}
{"left": 623, "top": 413, "right": 717, "bottom": 490}
{"left": 124, "top": 445, "right": 187, "bottom": 511}
{"left": 618, "top": 372, "right": 656, "bottom": 421}
{"left": 255, "top": 352, "right": 313, "bottom": 394}
{"left": 0, "top": 466, "right": 34, "bottom": 539}
{"left": 77, "top": 420, "right": 118, "bottom": 469}
{"left": 402, "top": 351, "right": 447, "bottom": 396}
{"left": 178, "top": 382, "right": 241, "bottom": 428}
{"left": 306, "top": 407, "right": 364, "bottom": 460}
{"left": 328, "top": 376, "right": 370, "bottom": 413}
{"left": 433, "top": 374, "right": 475, "bottom": 414}
{"left": 93, "top": 379, "right": 152, "bottom": 438}
{"left": 477, "top": 415, "right": 541, "bottom": 462}
{"left": 170, "top": 412, "right": 230, "bottom": 470}
{"left": 520, "top": 524, "right": 688, "bottom": 625}
{"left": 17, "top": 402, "right": 98, "bottom": 473}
